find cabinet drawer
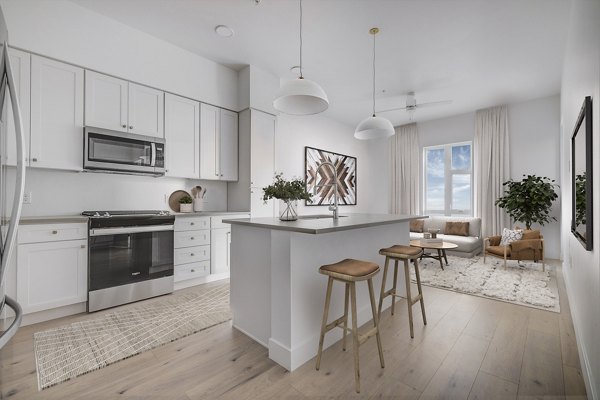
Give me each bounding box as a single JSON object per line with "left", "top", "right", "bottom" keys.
{"left": 175, "top": 216, "right": 210, "bottom": 231}
{"left": 174, "top": 261, "right": 210, "bottom": 283}
{"left": 18, "top": 223, "right": 87, "bottom": 244}
{"left": 211, "top": 214, "right": 249, "bottom": 229}
{"left": 174, "top": 230, "right": 210, "bottom": 248}
{"left": 174, "top": 245, "right": 210, "bottom": 265}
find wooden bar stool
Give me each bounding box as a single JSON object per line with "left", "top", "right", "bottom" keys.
{"left": 315, "top": 258, "right": 385, "bottom": 393}
{"left": 377, "top": 245, "right": 427, "bottom": 338}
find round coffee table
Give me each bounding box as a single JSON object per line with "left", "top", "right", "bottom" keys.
{"left": 409, "top": 240, "right": 458, "bottom": 270}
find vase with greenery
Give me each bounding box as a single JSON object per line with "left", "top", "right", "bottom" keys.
{"left": 495, "top": 174, "right": 559, "bottom": 230}
{"left": 262, "top": 173, "right": 312, "bottom": 221}
{"left": 179, "top": 195, "right": 193, "bottom": 213}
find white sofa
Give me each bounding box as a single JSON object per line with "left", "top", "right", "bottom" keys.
{"left": 410, "top": 216, "right": 483, "bottom": 258}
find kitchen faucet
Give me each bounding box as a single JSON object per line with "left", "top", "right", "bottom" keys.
{"left": 314, "top": 161, "right": 340, "bottom": 219}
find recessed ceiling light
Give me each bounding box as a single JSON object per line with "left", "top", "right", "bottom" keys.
{"left": 215, "top": 25, "right": 234, "bottom": 38}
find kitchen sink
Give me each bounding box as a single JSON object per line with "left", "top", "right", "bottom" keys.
{"left": 297, "top": 214, "right": 348, "bottom": 220}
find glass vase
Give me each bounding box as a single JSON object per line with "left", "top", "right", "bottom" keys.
{"left": 279, "top": 199, "right": 298, "bottom": 221}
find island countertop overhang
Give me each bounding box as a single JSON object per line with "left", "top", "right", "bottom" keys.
{"left": 222, "top": 213, "right": 427, "bottom": 234}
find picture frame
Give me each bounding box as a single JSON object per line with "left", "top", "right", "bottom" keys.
{"left": 305, "top": 146, "right": 357, "bottom": 206}
{"left": 571, "top": 96, "right": 593, "bottom": 250}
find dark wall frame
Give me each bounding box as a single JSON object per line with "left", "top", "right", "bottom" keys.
{"left": 571, "top": 96, "right": 593, "bottom": 250}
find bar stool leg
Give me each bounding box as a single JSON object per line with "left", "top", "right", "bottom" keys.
{"left": 342, "top": 283, "right": 350, "bottom": 351}
{"left": 403, "top": 259, "right": 415, "bottom": 338}
{"left": 413, "top": 258, "right": 427, "bottom": 325}
{"left": 350, "top": 282, "right": 361, "bottom": 393}
{"left": 377, "top": 256, "right": 390, "bottom": 322}
{"left": 391, "top": 259, "right": 399, "bottom": 315}
{"left": 368, "top": 278, "right": 385, "bottom": 369}
{"left": 316, "top": 276, "right": 333, "bottom": 370}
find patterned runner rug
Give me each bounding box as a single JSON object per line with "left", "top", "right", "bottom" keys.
{"left": 34, "top": 281, "right": 231, "bottom": 390}
{"left": 410, "top": 256, "right": 560, "bottom": 313}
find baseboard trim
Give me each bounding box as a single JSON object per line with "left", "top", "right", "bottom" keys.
{"left": 562, "top": 261, "right": 597, "bottom": 400}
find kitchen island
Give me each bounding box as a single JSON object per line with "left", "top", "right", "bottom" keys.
{"left": 224, "top": 213, "right": 423, "bottom": 371}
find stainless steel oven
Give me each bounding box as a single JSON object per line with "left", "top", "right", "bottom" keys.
{"left": 84, "top": 211, "right": 174, "bottom": 312}
{"left": 83, "top": 127, "right": 165, "bottom": 176}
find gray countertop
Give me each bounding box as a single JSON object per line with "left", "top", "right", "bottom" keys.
{"left": 173, "top": 211, "right": 250, "bottom": 217}
{"left": 18, "top": 211, "right": 249, "bottom": 225}
{"left": 223, "top": 213, "right": 426, "bottom": 234}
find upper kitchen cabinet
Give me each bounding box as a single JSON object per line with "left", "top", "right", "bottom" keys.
{"left": 85, "top": 71, "right": 164, "bottom": 138}
{"left": 30, "top": 55, "right": 84, "bottom": 171}
{"left": 199, "top": 103, "right": 238, "bottom": 181}
{"left": 2, "top": 48, "right": 31, "bottom": 167}
{"left": 164, "top": 93, "right": 199, "bottom": 178}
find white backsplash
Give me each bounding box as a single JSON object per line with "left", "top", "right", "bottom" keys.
{"left": 6, "top": 168, "right": 229, "bottom": 216}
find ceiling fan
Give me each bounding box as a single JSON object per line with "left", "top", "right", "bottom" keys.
{"left": 377, "top": 92, "right": 452, "bottom": 116}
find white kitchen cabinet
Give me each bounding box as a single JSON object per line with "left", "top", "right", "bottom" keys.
{"left": 173, "top": 216, "right": 211, "bottom": 284}
{"left": 2, "top": 48, "right": 30, "bottom": 167}
{"left": 164, "top": 93, "right": 199, "bottom": 178}
{"left": 128, "top": 82, "right": 164, "bottom": 138}
{"left": 200, "top": 103, "right": 238, "bottom": 181}
{"left": 84, "top": 70, "right": 128, "bottom": 132}
{"left": 210, "top": 214, "right": 248, "bottom": 275}
{"left": 16, "top": 223, "right": 88, "bottom": 315}
{"left": 85, "top": 71, "right": 164, "bottom": 137}
{"left": 228, "top": 109, "right": 275, "bottom": 217}
{"left": 30, "top": 55, "right": 84, "bottom": 171}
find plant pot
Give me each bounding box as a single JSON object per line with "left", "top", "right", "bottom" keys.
{"left": 179, "top": 203, "right": 193, "bottom": 213}
{"left": 279, "top": 199, "right": 298, "bottom": 221}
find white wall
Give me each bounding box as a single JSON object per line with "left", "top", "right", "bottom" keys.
{"left": 559, "top": 0, "right": 600, "bottom": 398}
{"left": 275, "top": 114, "right": 384, "bottom": 215}
{"left": 509, "top": 95, "right": 561, "bottom": 259}
{"left": 7, "top": 168, "right": 228, "bottom": 216}
{"left": 0, "top": 0, "right": 238, "bottom": 111}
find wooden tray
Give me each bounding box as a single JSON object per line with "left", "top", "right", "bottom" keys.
{"left": 168, "top": 190, "right": 191, "bottom": 213}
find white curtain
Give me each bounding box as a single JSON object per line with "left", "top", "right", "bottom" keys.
{"left": 474, "top": 105, "right": 510, "bottom": 237}
{"left": 390, "top": 123, "right": 419, "bottom": 214}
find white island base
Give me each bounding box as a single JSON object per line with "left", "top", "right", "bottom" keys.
{"left": 228, "top": 215, "right": 418, "bottom": 371}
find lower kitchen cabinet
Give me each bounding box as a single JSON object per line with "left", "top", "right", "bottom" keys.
{"left": 174, "top": 216, "right": 211, "bottom": 284}
{"left": 210, "top": 214, "right": 248, "bottom": 275}
{"left": 16, "top": 223, "right": 88, "bottom": 314}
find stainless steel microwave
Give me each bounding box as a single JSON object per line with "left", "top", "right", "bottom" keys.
{"left": 83, "top": 127, "right": 165, "bottom": 176}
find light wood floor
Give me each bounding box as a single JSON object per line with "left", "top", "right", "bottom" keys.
{"left": 0, "top": 261, "right": 587, "bottom": 399}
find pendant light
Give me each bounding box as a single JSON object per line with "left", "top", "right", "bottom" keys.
{"left": 354, "top": 28, "right": 394, "bottom": 140}
{"left": 273, "top": 0, "right": 329, "bottom": 115}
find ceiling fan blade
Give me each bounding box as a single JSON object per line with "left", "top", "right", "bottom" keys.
{"left": 416, "top": 100, "right": 452, "bottom": 108}
{"left": 376, "top": 106, "right": 409, "bottom": 113}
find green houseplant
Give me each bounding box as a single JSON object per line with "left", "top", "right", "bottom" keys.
{"left": 495, "top": 174, "right": 559, "bottom": 230}
{"left": 262, "top": 173, "right": 312, "bottom": 221}
{"left": 179, "top": 195, "right": 193, "bottom": 213}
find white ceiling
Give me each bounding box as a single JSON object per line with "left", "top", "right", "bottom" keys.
{"left": 71, "top": 0, "right": 570, "bottom": 127}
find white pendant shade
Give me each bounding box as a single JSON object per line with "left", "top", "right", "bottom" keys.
{"left": 273, "top": 78, "right": 329, "bottom": 115}
{"left": 354, "top": 115, "right": 395, "bottom": 140}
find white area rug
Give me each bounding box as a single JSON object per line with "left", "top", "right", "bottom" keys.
{"left": 33, "top": 282, "right": 231, "bottom": 390}
{"left": 410, "top": 256, "right": 560, "bottom": 313}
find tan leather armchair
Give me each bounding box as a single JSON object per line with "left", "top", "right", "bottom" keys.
{"left": 483, "top": 230, "right": 545, "bottom": 271}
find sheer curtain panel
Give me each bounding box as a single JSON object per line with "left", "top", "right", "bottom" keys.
{"left": 474, "top": 105, "right": 510, "bottom": 237}
{"left": 389, "top": 123, "right": 419, "bottom": 214}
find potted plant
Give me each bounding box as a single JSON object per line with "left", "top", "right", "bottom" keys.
{"left": 179, "top": 195, "right": 193, "bottom": 213}
{"left": 262, "top": 173, "right": 312, "bottom": 221}
{"left": 495, "top": 174, "right": 559, "bottom": 230}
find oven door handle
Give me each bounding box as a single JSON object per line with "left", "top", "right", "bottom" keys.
{"left": 90, "top": 225, "right": 174, "bottom": 236}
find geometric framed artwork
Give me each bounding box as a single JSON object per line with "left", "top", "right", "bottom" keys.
{"left": 305, "top": 146, "right": 357, "bottom": 206}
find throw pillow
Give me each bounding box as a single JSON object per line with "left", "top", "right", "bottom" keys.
{"left": 445, "top": 221, "right": 470, "bottom": 236}
{"left": 500, "top": 228, "right": 523, "bottom": 246}
{"left": 410, "top": 219, "right": 424, "bottom": 233}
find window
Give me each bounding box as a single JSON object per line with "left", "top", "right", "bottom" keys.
{"left": 424, "top": 142, "right": 472, "bottom": 216}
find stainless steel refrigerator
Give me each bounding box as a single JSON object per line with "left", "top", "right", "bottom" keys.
{"left": 0, "top": 6, "right": 27, "bottom": 349}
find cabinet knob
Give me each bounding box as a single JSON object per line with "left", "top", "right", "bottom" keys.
{"left": 32, "top": 158, "right": 38, "bottom": 162}
{"left": 52, "top": 230, "right": 58, "bottom": 234}
{"left": 190, "top": 222, "right": 195, "bottom": 225}
{"left": 220, "top": 174, "right": 223, "bottom": 177}
{"left": 129, "top": 126, "right": 133, "bottom": 129}
{"left": 191, "top": 269, "right": 195, "bottom": 273}
{"left": 80, "top": 244, "right": 86, "bottom": 248}
{"left": 190, "top": 253, "right": 195, "bottom": 256}
{"left": 190, "top": 237, "right": 195, "bottom": 240}
{"left": 122, "top": 124, "right": 127, "bottom": 128}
